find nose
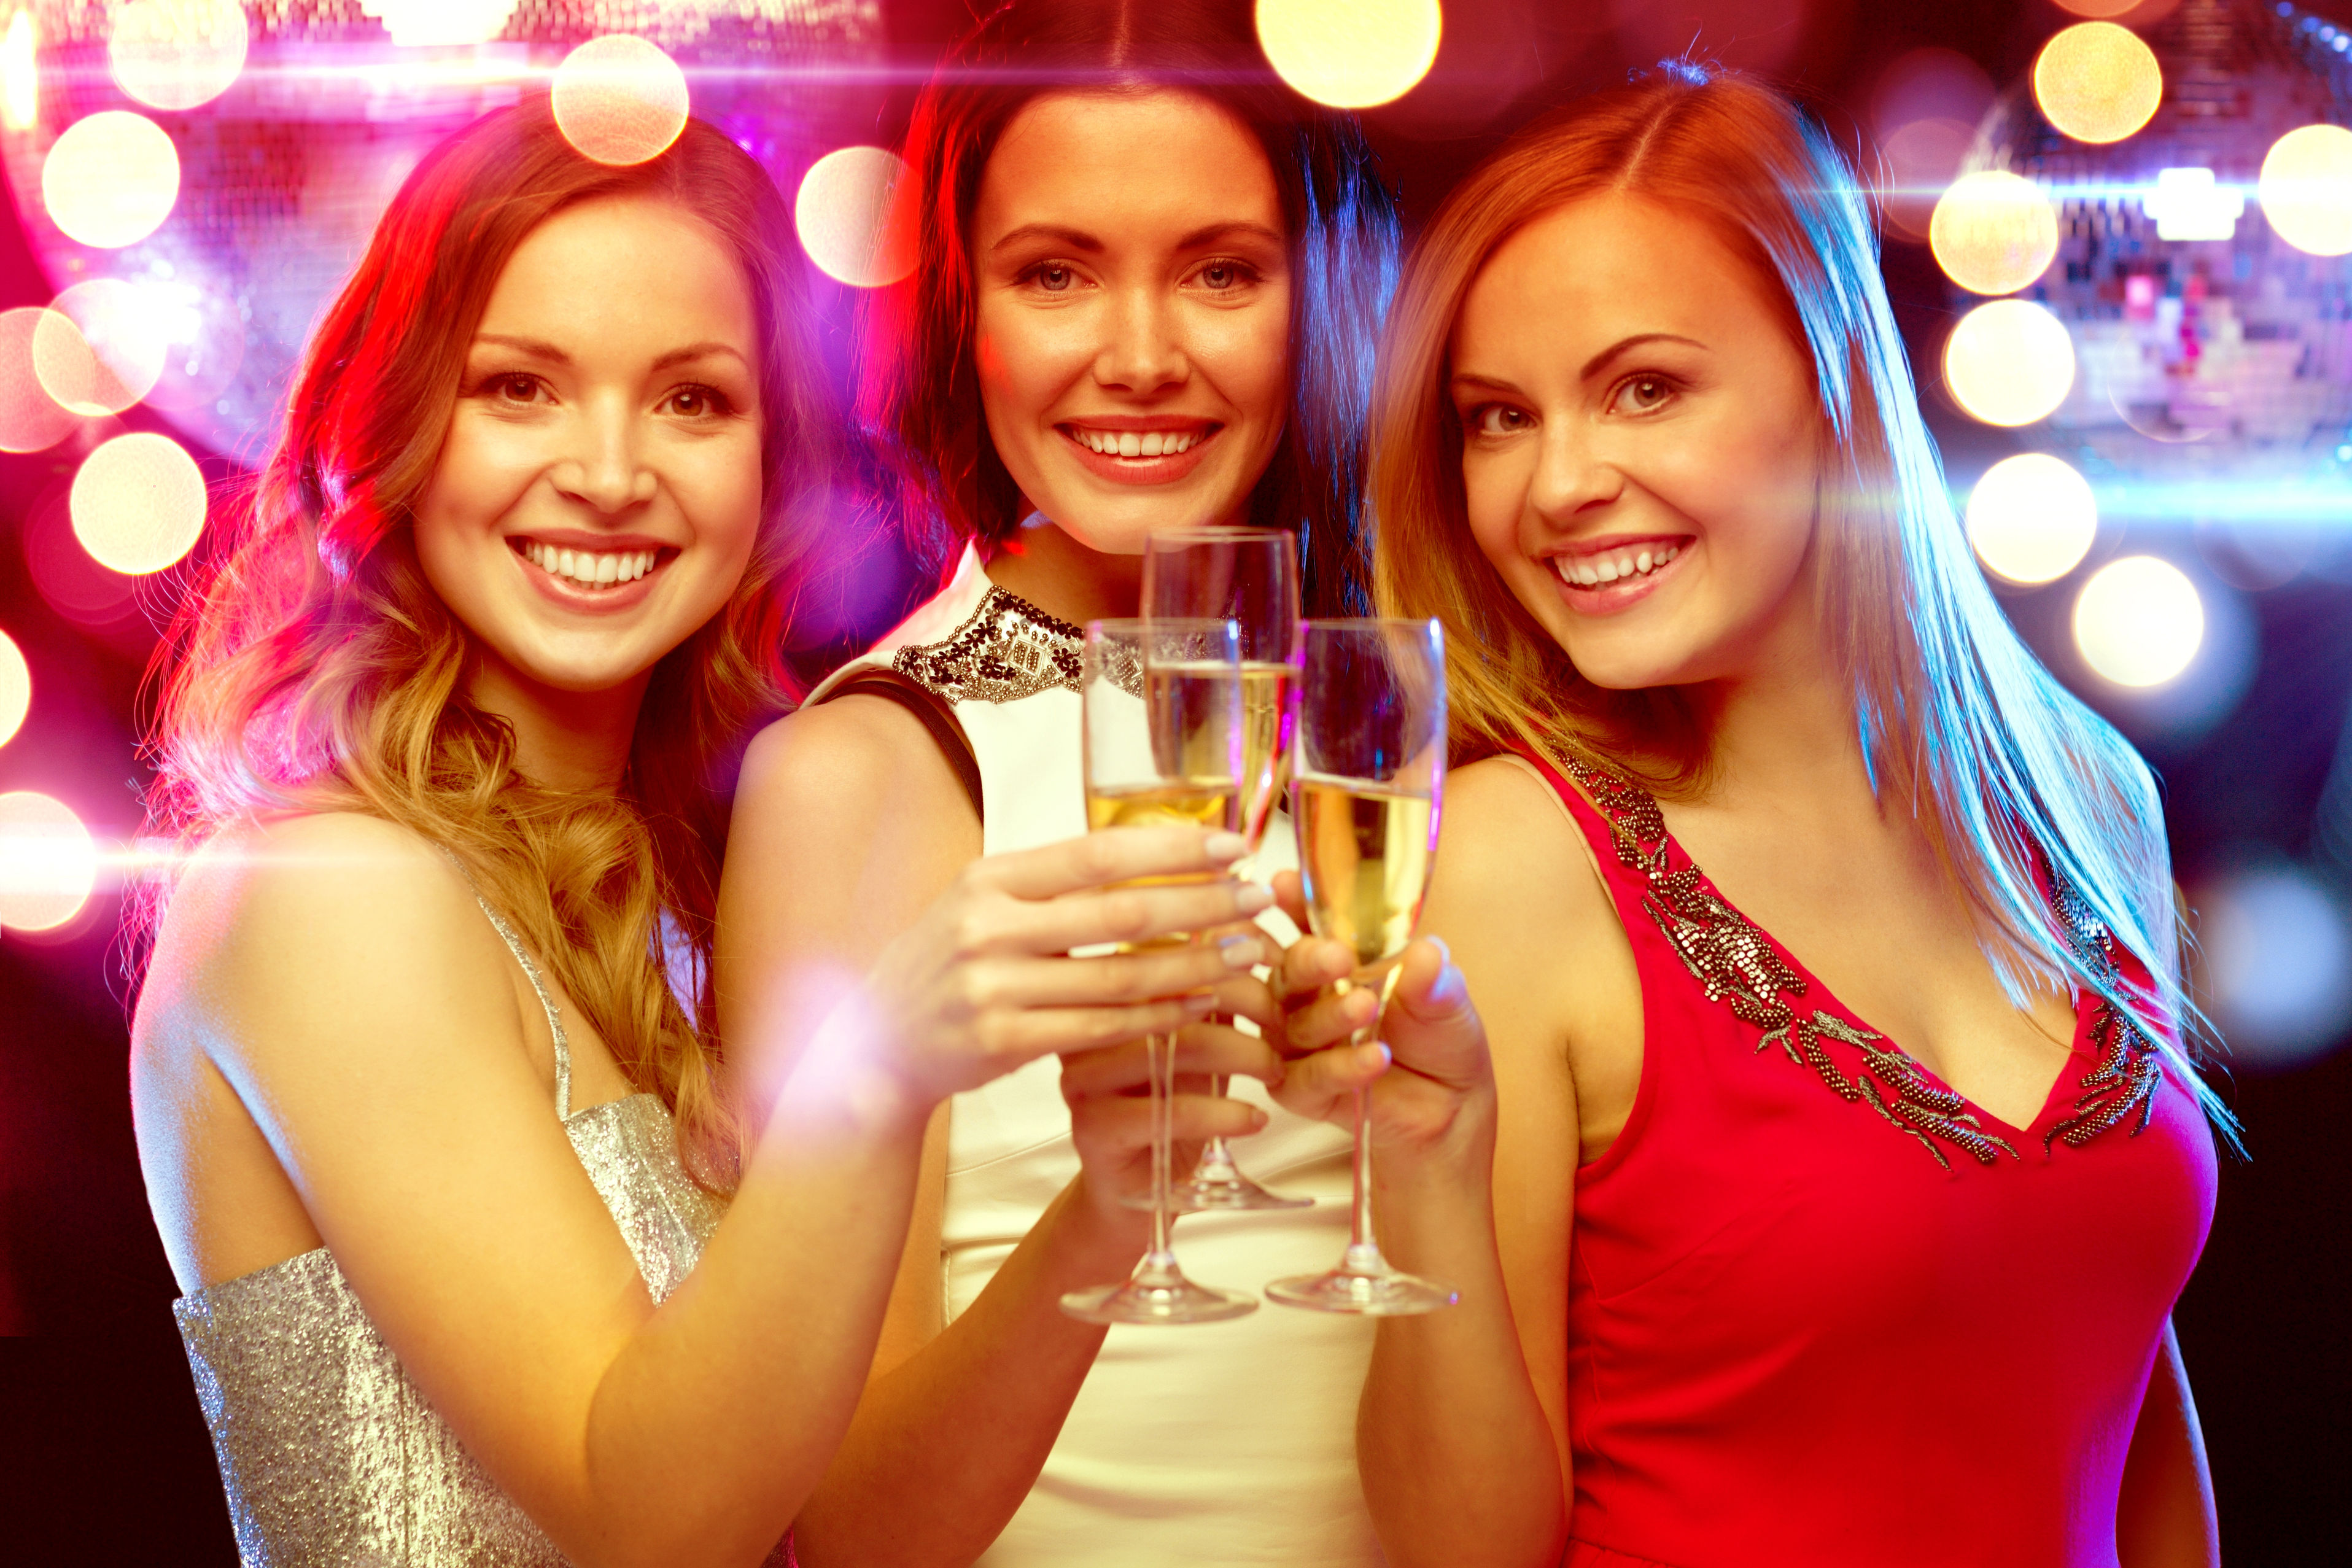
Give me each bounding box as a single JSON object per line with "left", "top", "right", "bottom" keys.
{"left": 1527, "top": 418, "right": 1624, "bottom": 530}
{"left": 551, "top": 394, "right": 657, "bottom": 514}
{"left": 1093, "top": 284, "right": 1189, "bottom": 395}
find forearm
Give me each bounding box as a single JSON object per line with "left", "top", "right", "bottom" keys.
{"left": 793, "top": 1176, "right": 1149, "bottom": 1567}
{"left": 1358, "top": 1130, "right": 1567, "bottom": 1568}
{"left": 572, "top": 1069, "right": 933, "bottom": 1568}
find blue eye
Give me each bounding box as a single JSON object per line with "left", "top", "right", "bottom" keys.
{"left": 1035, "top": 263, "right": 1075, "bottom": 292}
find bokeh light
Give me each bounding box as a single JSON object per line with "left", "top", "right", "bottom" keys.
{"left": 1256, "top": 0, "right": 1443, "bottom": 110}
{"left": 2033, "top": 21, "right": 2162, "bottom": 146}
{"left": 41, "top": 111, "right": 180, "bottom": 249}
{"left": 1944, "top": 298, "right": 2076, "bottom": 425}
{"left": 0, "top": 629, "right": 27, "bottom": 750}
{"left": 360, "top": 0, "right": 521, "bottom": 47}
{"left": 551, "top": 36, "right": 689, "bottom": 167}
{"left": 795, "top": 146, "right": 915, "bottom": 289}
{"left": 2259, "top": 123, "right": 2352, "bottom": 257}
{"left": 0, "top": 791, "right": 98, "bottom": 933}
{"left": 2053, "top": 0, "right": 2144, "bottom": 14}
{"left": 33, "top": 280, "right": 171, "bottom": 416}
{"left": 2, "top": 10, "right": 35, "bottom": 133}
{"left": 1966, "top": 452, "right": 2099, "bottom": 585}
{"left": 109, "top": 0, "right": 250, "bottom": 112}
{"left": 70, "top": 432, "right": 208, "bottom": 576}
{"left": 1930, "top": 171, "right": 2060, "bottom": 295}
{"left": 2073, "top": 554, "right": 2204, "bottom": 688}
{"left": 0, "top": 306, "right": 77, "bottom": 452}
{"left": 2199, "top": 862, "right": 2352, "bottom": 1067}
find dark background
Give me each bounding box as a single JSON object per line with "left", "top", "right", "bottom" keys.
{"left": 5, "top": 0, "right": 2348, "bottom": 1561}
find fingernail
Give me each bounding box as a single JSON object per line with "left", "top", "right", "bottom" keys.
{"left": 1235, "top": 883, "right": 1273, "bottom": 914}
{"left": 1220, "top": 933, "right": 1260, "bottom": 968}
{"left": 1183, "top": 993, "right": 1218, "bottom": 1015}
{"left": 1205, "top": 831, "right": 1248, "bottom": 862}
{"left": 1250, "top": 1107, "right": 1270, "bottom": 1130}
{"left": 1363, "top": 1040, "right": 1392, "bottom": 1068}
{"left": 1428, "top": 934, "right": 1453, "bottom": 966}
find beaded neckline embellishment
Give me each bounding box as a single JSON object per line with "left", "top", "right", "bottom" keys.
{"left": 1558, "top": 753, "right": 2162, "bottom": 1171}
{"left": 893, "top": 585, "right": 1084, "bottom": 704}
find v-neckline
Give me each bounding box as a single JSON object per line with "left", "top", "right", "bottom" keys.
{"left": 1547, "top": 752, "right": 2097, "bottom": 1153}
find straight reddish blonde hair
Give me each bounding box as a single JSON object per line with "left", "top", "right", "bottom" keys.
{"left": 1372, "top": 68, "right": 2232, "bottom": 1138}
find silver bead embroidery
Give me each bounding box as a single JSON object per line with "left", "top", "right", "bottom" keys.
{"left": 2042, "top": 869, "right": 2165, "bottom": 1152}
{"left": 1560, "top": 755, "right": 2019, "bottom": 1171}
{"left": 892, "top": 584, "right": 1085, "bottom": 704}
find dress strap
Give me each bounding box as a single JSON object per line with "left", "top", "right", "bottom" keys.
{"left": 440, "top": 849, "right": 572, "bottom": 1120}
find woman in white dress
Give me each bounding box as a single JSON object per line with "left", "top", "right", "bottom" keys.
{"left": 130, "top": 102, "right": 1264, "bottom": 1567}
{"left": 713, "top": 2, "right": 1399, "bottom": 1563}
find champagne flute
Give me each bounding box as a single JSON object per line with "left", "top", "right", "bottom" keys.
{"left": 1265, "top": 618, "right": 1457, "bottom": 1316}
{"left": 1141, "top": 526, "right": 1311, "bottom": 1213}
{"left": 1061, "top": 618, "right": 1260, "bottom": 1325}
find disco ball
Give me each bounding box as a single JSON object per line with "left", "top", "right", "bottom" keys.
{"left": 1958, "top": 0, "right": 2352, "bottom": 515}
{"left": 0, "top": 0, "right": 882, "bottom": 462}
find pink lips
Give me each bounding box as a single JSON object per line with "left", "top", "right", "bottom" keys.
{"left": 1058, "top": 420, "right": 1219, "bottom": 487}
{"left": 511, "top": 538, "right": 669, "bottom": 615}
{"left": 1545, "top": 535, "right": 1692, "bottom": 617}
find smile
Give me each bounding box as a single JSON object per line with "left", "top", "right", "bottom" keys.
{"left": 1063, "top": 424, "right": 1209, "bottom": 459}
{"left": 1550, "top": 538, "right": 1686, "bottom": 590}
{"left": 514, "top": 537, "right": 667, "bottom": 590}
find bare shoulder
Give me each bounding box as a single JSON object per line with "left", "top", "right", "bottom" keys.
{"left": 738, "top": 696, "right": 971, "bottom": 828}
{"left": 139, "top": 811, "right": 511, "bottom": 1080}
{"left": 1432, "top": 756, "right": 1612, "bottom": 942}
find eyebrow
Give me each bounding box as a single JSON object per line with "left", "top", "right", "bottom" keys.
{"left": 470, "top": 334, "right": 750, "bottom": 373}
{"left": 1579, "top": 332, "right": 1707, "bottom": 380}
{"left": 986, "top": 220, "right": 1285, "bottom": 257}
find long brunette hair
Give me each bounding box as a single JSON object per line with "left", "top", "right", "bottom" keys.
{"left": 136, "top": 103, "right": 836, "bottom": 1182}
{"left": 1372, "top": 69, "right": 2230, "bottom": 1133}
{"left": 862, "top": 0, "right": 1398, "bottom": 615}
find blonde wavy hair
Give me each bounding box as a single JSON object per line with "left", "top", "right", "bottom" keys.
{"left": 133, "top": 101, "right": 840, "bottom": 1185}
{"left": 1372, "top": 68, "right": 2232, "bottom": 1136}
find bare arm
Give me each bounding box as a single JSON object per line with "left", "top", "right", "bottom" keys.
{"left": 716, "top": 701, "right": 1274, "bottom": 1568}
{"left": 1275, "top": 759, "right": 1613, "bottom": 1567}
{"left": 143, "top": 810, "right": 1259, "bottom": 1568}
{"left": 2117, "top": 1320, "right": 2219, "bottom": 1568}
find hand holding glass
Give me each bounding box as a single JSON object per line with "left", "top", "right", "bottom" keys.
{"left": 1265, "top": 618, "right": 1457, "bottom": 1316}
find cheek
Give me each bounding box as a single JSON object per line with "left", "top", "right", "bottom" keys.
{"left": 1459, "top": 447, "right": 1531, "bottom": 571}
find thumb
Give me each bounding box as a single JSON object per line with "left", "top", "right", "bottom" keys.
{"left": 1388, "top": 936, "right": 1472, "bottom": 1025}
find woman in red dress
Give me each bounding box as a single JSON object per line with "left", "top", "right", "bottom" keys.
{"left": 1276, "top": 67, "right": 2225, "bottom": 1568}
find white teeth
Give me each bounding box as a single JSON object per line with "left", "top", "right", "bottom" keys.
{"left": 1073, "top": 427, "right": 1198, "bottom": 457}
{"left": 522, "top": 542, "right": 659, "bottom": 587}
{"left": 1553, "top": 543, "right": 1683, "bottom": 589}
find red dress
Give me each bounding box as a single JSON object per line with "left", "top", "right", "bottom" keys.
{"left": 1513, "top": 750, "right": 2218, "bottom": 1568}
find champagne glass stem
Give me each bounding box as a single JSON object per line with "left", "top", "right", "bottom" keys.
{"left": 1146, "top": 1031, "right": 1175, "bottom": 1271}
{"left": 1345, "top": 1080, "right": 1380, "bottom": 1275}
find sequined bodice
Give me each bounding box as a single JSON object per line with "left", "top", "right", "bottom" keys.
{"left": 172, "top": 889, "right": 783, "bottom": 1568}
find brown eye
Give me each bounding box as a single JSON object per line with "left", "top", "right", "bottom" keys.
{"left": 1472, "top": 405, "right": 1531, "bottom": 436}
{"left": 1617, "top": 376, "right": 1673, "bottom": 413}
{"left": 495, "top": 375, "right": 540, "bottom": 403}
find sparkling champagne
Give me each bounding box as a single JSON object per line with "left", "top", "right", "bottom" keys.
{"left": 1237, "top": 662, "right": 1294, "bottom": 851}
{"left": 1294, "top": 776, "right": 1437, "bottom": 968}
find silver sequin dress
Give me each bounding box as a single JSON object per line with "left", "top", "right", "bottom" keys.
{"left": 172, "top": 893, "right": 792, "bottom": 1567}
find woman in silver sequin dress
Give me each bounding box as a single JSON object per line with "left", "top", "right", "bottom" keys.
{"left": 127, "top": 101, "right": 1268, "bottom": 1568}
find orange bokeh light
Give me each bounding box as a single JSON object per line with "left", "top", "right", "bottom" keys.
{"left": 0, "top": 307, "right": 77, "bottom": 453}
{"left": 31, "top": 280, "right": 169, "bottom": 416}
{"left": 1930, "top": 171, "right": 2059, "bottom": 295}
{"left": 1256, "top": 0, "right": 1443, "bottom": 110}
{"left": 1944, "top": 299, "right": 2076, "bottom": 427}
{"left": 71, "top": 431, "right": 208, "bottom": 576}
{"left": 0, "top": 791, "right": 97, "bottom": 933}
{"left": 552, "top": 36, "right": 689, "bottom": 167}
{"left": 41, "top": 111, "right": 180, "bottom": 249}
{"left": 2033, "top": 22, "right": 2162, "bottom": 146}
{"left": 0, "top": 629, "right": 28, "bottom": 749}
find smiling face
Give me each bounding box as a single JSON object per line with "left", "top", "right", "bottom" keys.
{"left": 411, "top": 193, "right": 764, "bottom": 704}
{"left": 1450, "top": 193, "right": 1825, "bottom": 693}
{"left": 969, "top": 90, "right": 1292, "bottom": 554}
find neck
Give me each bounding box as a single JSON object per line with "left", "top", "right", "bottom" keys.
{"left": 465, "top": 652, "right": 648, "bottom": 795}
{"left": 980, "top": 518, "right": 1143, "bottom": 627}
{"left": 1688, "top": 582, "right": 1874, "bottom": 813}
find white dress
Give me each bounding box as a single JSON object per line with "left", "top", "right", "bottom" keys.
{"left": 807, "top": 545, "right": 1381, "bottom": 1567}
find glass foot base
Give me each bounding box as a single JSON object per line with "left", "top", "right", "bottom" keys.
{"left": 1062, "top": 1270, "right": 1260, "bottom": 1325}
{"left": 1121, "top": 1170, "right": 1314, "bottom": 1213}
{"left": 1265, "top": 1266, "right": 1459, "bottom": 1316}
